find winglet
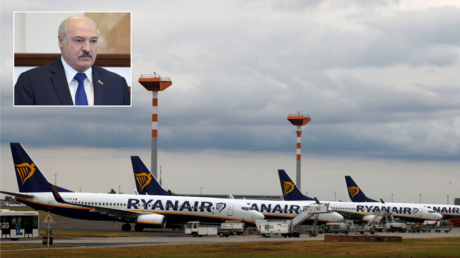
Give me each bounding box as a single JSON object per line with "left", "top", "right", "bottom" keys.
{"left": 49, "top": 183, "right": 66, "bottom": 204}
{"left": 314, "top": 197, "right": 320, "bottom": 204}
{"left": 278, "top": 170, "right": 314, "bottom": 201}
{"left": 380, "top": 199, "right": 385, "bottom": 204}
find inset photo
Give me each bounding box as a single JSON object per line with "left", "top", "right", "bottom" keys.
{"left": 14, "top": 12, "right": 131, "bottom": 106}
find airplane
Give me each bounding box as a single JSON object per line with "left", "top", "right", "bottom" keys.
{"left": 1, "top": 143, "right": 264, "bottom": 231}
{"left": 345, "top": 175, "right": 460, "bottom": 219}
{"left": 130, "top": 156, "right": 344, "bottom": 225}
{"left": 278, "top": 170, "right": 442, "bottom": 223}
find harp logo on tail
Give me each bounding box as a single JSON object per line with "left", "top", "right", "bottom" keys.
{"left": 15, "top": 163, "right": 36, "bottom": 185}
{"left": 348, "top": 186, "right": 360, "bottom": 198}
{"left": 283, "top": 181, "right": 295, "bottom": 196}
{"left": 135, "top": 173, "right": 152, "bottom": 191}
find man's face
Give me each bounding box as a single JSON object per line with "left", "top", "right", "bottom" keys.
{"left": 59, "top": 18, "right": 98, "bottom": 72}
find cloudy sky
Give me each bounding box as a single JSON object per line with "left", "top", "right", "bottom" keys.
{"left": 1, "top": 0, "right": 459, "bottom": 205}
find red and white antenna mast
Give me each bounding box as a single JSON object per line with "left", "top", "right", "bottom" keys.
{"left": 287, "top": 112, "right": 311, "bottom": 191}
{"left": 138, "top": 72, "right": 172, "bottom": 179}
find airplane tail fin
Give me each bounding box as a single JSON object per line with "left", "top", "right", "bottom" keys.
{"left": 131, "top": 156, "right": 171, "bottom": 196}
{"left": 278, "top": 169, "right": 314, "bottom": 201}
{"left": 11, "top": 143, "right": 72, "bottom": 193}
{"left": 345, "top": 175, "right": 377, "bottom": 203}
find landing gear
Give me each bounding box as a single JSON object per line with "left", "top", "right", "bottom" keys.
{"left": 122, "top": 224, "right": 131, "bottom": 231}
{"left": 134, "top": 224, "right": 144, "bottom": 232}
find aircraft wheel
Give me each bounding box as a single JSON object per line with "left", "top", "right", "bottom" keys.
{"left": 122, "top": 224, "right": 131, "bottom": 231}
{"left": 134, "top": 224, "right": 144, "bottom": 232}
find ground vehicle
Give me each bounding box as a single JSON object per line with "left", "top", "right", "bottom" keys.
{"left": 353, "top": 224, "right": 377, "bottom": 234}
{"left": 385, "top": 223, "right": 407, "bottom": 233}
{"left": 323, "top": 223, "right": 350, "bottom": 234}
{"left": 257, "top": 203, "right": 330, "bottom": 238}
{"left": 220, "top": 221, "right": 245, "bottom": 235}
{"left": 185, "top": 221, "right": 244, "bottom": 237}
{"left": 257, "top": 220, "right": 297, "bottom": 238}
{"left": 0, "top": 210, "right": 39, "bottom": 241}
{"left": 435, "top": 220, "right": 452, "bottom": 233}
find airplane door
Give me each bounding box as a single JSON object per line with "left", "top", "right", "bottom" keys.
{"left": 47, "top": 197, "right": 53, "bottom": 209}
{"left": 227, "top": 204, "right": 234, "bottom": 216}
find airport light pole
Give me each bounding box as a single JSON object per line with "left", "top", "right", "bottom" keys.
{"left": 420, "top": 194, "right": 422, "bottom": 204}
{"left": 447, "top": 195, "right": 449, "bottom": 205}
{"left": 200, "top": 187, "right": 202, "bottom": 195}
{"left": 391, "top": 193, "right": 393, "bottom": 202}
{"left": 54, "top": 174, "right": 57, "bottom": 185}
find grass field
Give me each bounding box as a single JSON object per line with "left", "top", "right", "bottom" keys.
{"left": 1, "top": 237, "right": 459, "bottom": 258}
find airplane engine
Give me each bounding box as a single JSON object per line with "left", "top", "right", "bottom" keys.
{"left": 363, "top": 215, "right": 374, "bottom": 222}
{"left": 136, "top": 214, "right": 166, "bottom": 228}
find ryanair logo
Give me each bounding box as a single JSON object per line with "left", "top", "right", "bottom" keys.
{"left": 216, "top": 202, "right": 227, "bottom": 213}
{"left": 283, "top": 181, "right": 295, "bottom": 196}
{"left": 135, "top": 173, "right": 152, "bottom": 191}
{"left": 348, "top": 186, "right": 360, "bottom": 198}
{"left": 15, "top": 163, "right": 36, "bottom": 185}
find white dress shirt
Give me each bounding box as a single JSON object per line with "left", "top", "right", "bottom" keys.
{"left": 61, "top": 56, "right": 94, "bottom": 106}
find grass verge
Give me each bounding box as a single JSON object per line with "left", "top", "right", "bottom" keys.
{"left": 1, "top": 237, "right": 459, "bottom": 258}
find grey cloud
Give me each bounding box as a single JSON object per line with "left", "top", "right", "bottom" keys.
{"left": 271, "top": 0, "right": 401, "bottom": 12}
{"left": 2, "top": 1, "right": 460, "bottom": 161}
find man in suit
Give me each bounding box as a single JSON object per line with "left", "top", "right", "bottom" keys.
{"left": 14, "top": 15, "right": 130, "bottom": 106}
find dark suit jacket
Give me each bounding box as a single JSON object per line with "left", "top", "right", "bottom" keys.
{"left": 14, "top": 58, "right": 130, "bottom": 105}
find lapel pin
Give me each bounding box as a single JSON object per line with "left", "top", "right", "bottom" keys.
{"left": 98, "top": 80, "right": 104, "bottom": 85}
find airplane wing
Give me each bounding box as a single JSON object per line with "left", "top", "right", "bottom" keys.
{"left": 49, "top": 184, "right": 141, "bottom": 219}
{"left": 333, "top": 210, "right": 371, "bottom": 220}
{"left": 0, "top": 190, "right": 35, "bottom": 199}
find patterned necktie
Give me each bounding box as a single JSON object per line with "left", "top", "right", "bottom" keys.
{"left": 74, "top": 73, "right": 88, "bottom": 105}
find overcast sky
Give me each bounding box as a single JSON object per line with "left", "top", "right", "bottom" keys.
{"left": 1, "top": 0, "right": 459, "bottom": 205}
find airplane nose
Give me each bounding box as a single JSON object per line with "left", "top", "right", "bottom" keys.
{"left": 436, "top": 213, "right": 443, "bottom": 220}
{"left": 335, "top": 213, "right": 345, "bottom": 222}
{"left": 254, "top": 211, "right": 264, "bottom": 221}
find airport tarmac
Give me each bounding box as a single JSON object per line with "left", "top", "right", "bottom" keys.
{"left": 1, "top": 214, "right": 459, "bottom": 251}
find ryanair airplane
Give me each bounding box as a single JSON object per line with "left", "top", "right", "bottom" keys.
{"left": 131, "top": 156, "right": 344, "bottom": 225}
{"left": 279, "top": 170, "right": 442, "bottom": 223}
{"left": 346, "top": 175, "right": 459, "bottom": 219}
{"left": 1, "top": 143, "right": 264, "bottom": 231}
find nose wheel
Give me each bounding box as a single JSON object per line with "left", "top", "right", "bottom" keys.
{"left": 122, "top": 224, "right": 131, "bottom": 231}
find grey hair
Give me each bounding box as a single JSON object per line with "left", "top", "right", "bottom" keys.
{"left": 58, "top": 15, "right": 99, "bottom": 42}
